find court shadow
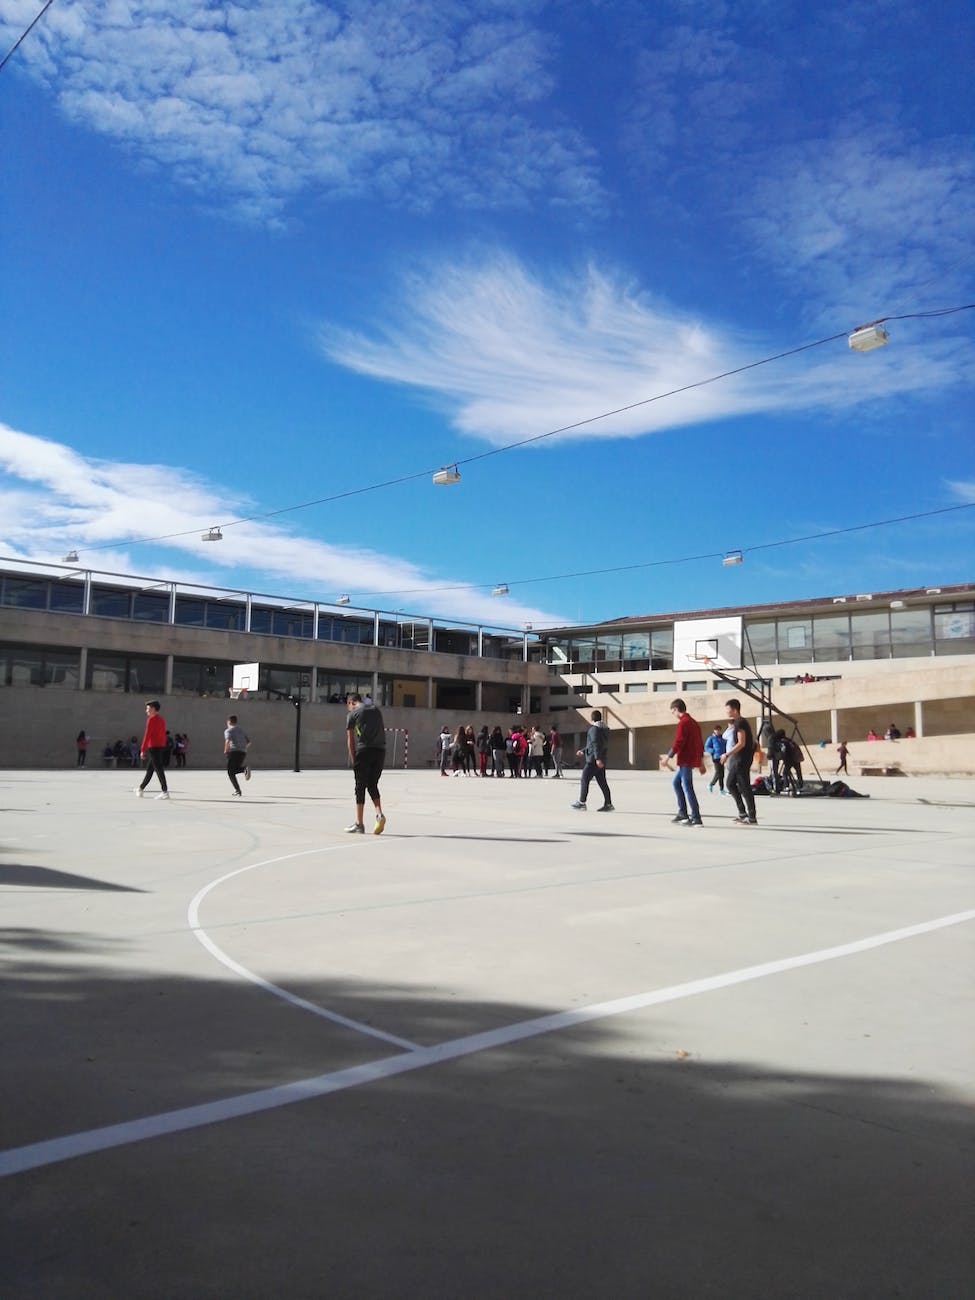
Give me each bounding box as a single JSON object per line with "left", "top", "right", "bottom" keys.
{"left": 0, "top": 865, "right": 145, "bottom": 892}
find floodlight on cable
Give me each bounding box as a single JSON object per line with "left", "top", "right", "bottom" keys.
{"left": 201, "top": 527, "right": 223, "bottom": 542}
{"left": 491, "top": 584, "right": 509, "bottom": 596}
{"left": 62, "top": 550, "right": 79, "bottom": 563}
{"left": 722, "top": 550, "right": 743, "bottom": 566}
{"left": 432, "top": 465, "right": 461, "bottom": 485}
{"left": 848, "top": 324, "right": 889, "bottom": 352}
{"left": 335, "top": 594, "right": 351, "bottom": 605}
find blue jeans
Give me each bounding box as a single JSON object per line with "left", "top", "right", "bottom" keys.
{"left": 672, "top": 766, "right": 700, "bottom": 820}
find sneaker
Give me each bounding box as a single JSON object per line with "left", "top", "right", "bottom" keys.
{"left": 374, "top": 813, "right": 386, "bottom": 836}
{"left": 570, "top": 800, "right": 587, "bottom": 810}
{"left": 732, "top": 817, "right": 753, "bottom": 826}
{"left": 244, "top": 767, "right": 251, "bottom": 781}
{"left": 344, "top": 823, "right": 365, "bottom": 834}
{"left": 596, "top": 803, "right": 614, "bottom": 812}
{"left": 134, "top": 787, "right": 144, "bottom": 798}
{"left": 671, "top": 814, "right": 689, "bottom": 824}
{"left": 155, "top": 792, "right": 170, "bottom": 800}
{"left": 232, "top": 790, "right": 242, "bottom": 798}
{"left": 686, "top": 817, "right": 703, "bottom": 826}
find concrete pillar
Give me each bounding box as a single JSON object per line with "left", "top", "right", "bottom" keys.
{"left": 78, "top": 647, "right": 88, "bottom": 689}
{"left": 371, "top": 670, "right": 379, "bottom": 703}
{"left": 476, "top": 680, "right": 483, "bottom": 711}
{"left": 914, "top": 700, "right": 924, "bottom": 738}
{"left": 168, "top": 583, "right": 176, "bottom": 624}
{"left": 164, "top": 654, "right": 174, "bottom": 696}
{"left": 830, "top": 707, "right": 839, "bottom": 743}
{"left": 426, "top": 676, "right": 434, "bottom": 708}
{"left": 244, "top": 594, "right": 252, "bottom": 633}
{"left": 83, "top": 571, "right": 92, "bottom": 616}
{"left": 521, "top": 683, "right": 530, "bottom": 716}
{"left": 627, "top": 728, "right": 636, "bottom": 767}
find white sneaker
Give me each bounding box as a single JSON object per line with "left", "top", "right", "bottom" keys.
{"left": 244, "top": 767, "right": 251, "bottom": 781}
{"left": 134, "top": 788, "right": 144, "bottom": 798}
{"left": 155, "top": 792, "right": 170, "bottom": 800}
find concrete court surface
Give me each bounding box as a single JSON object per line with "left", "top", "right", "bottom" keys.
{"left": 1, "top": 764, "right": 973, "bottom": 1300}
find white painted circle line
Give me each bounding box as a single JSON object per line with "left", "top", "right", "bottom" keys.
{"left": 3, "top": 906, "right": 972, "bottom": 1178}
{"left": 187, "top": 846, "right": 420, "bottom": 1053}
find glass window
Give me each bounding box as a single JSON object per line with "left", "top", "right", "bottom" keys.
{"left": 43, "top": 648, "right": 81, "bottom": 688}
{"left": 890, "top": 608, "right": 933, "bottom": 658}
{"left": 1, "top": 577, "right": 49, "bottom": 609}
{"left": 653, "top": 681, "right": 677, "bottom": 693}
{"left": 624, "top": 682, "right": 648, "bottom": 694}
{"left": 91, "top": 586, "right": 131, "bottom": 618}
{"left": 548, "top": 638, "right": 572, "bottom": 665}
{"left": 172, "top": 659, "right": 233, "bottom": 696}
{"left": 595, "top": 682, "right": 620, "bottom": 694}
{"left": 596, "top": 634, "right": 622, "bottom": 666}
{"left": 571, "top": 637, "right": 597, "bottom": 669}
{"left": 650, "top": 628, "right": 673, "bottom": 670}
{"left": 50, "top": 582, "right": 85, "bottom": 613}
{"left": 850, "top": 611, "right": 891, "bottom": 660}
{"left": 682, "top": 680, "right": 708, "bottom": 692}
{"left": 744, "top": 620, "right": 776, "bottom": 663}
{"left": 87, "top": 652, "right": 165, "bottom": 693}
{"left": 132, "top": 592, "right": 170, "bottom": 623}
{"left": 934, "top": 606, "right": 975, "bottom": 656}
{"left": 622, "top": 632, "right": 650, "bottom": 663}
{"left": 204, "top": 601, "right": 245, "bottom": 631}
{"left": 2, "top": 646, "right": 42, "bottom": 685}
{"left": 812, "top": 614, "right": 850, "bottom": 663}
{"left": 175, "top": 597, "right": 206, "bottom": 627}
{"left": 271, "top": 610, "right": 313, "bottom": 638}
{"left": 435, "top": 629, "right": 475, "bottom": 655}
{"left": 777, "top": 618, "right": 812, "bottom": 662}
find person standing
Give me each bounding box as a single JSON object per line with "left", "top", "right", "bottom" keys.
{"left": 704, "top": 725, "right": 726, "bottom": 792}
{"left": 528, "top": 725, "right": 545, "bottom": 777}
{"left": 476, "top": 725, "right": 491, "bottom": 777}
{"left": 437, "top": 725, "right": 453, "bottom": 776}
{"left": 490, "top": 725, "right": 507, "bottom": 777}
{"left": 571, "top": 709, "right": 613, "bottom": 811}
{"left": 135, "top": 700, "right": 170, "bottom": 799}
{"left": 223, "top": 715, "right": 251, "bottom": 797}
{"left": 721, "top": 699, "right": 757, "bottom": 826}
{"left": 549, "top": 725, "right": 564, "bottom": 778}
{"left": 662, "top": 699, "right": 705, "bottom": 826}
{"left": 346, "top": 693, "right": 386, "bottom": 834}
{"left": 75, "top": 730, "right": 88, "bottom": 767}
{"left": 836, "top": 741, "right": 849, "bottom": 774}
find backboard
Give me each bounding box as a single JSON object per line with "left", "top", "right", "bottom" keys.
{"left": 232, "top": 661, "right": 261, "bottom": 692}
{"left": 672, "top": 615, "right": 743, "bottom": 670}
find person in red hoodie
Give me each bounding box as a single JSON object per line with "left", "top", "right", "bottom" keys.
{"left": 135, "top": 699, "right": 170, "bottom": 799}
{"left": 661, "top": 698, "right": 704, "bottom": 826}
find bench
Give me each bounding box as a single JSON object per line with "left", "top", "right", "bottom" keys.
{"left": 858, "top": 764, "right": 902, "bottom": 777}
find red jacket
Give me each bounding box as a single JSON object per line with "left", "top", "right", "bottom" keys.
{"left": 141, "top": 712, "right": 166, "bottom": 752}
{"left": 671, "top": 712, "right": 704, "bottom": 766}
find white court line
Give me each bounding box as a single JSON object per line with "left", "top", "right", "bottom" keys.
{"left": 3, "top": 907, "right": 972, "bottom": 1178}
{"left": 187, "top": 847, "right": 421, "bottom": 1052}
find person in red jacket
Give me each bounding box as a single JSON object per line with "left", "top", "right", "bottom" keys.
{"left": 661, "top": 698, "right": 705, "bottom": 826}
{"left": 135, "top": 699, "right": 170, "bottom": 799}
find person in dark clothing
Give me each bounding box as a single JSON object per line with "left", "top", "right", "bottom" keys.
{"left": 721, "top": 698, "right": 757, "bottom": 825}
{"left": 346, "top": 693, "right": 386, "bottom": 834}
{"left": 571, "top": 710, "right": 613, "bottom": 811}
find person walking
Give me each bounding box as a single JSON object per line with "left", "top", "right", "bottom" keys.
{"left": 549, "top": 725, "right": 564, "bottom": 778}
{"left": 662, "top": 699, "right": 705, "bottom": 826}
{"left": 720, "top": 699, "right": 757, "bottom": 826}
{"left": 346, "top": 692, "right": 386, "bottom": 834}
{"left": 571, "top": 709, "right": 613, "bottom": 811}
{"left": 135, "top": 700, "right": 170, "bottom": 799}
{"left": 75, "top": 730, "right": 88, "bottom": 767}
{"left": 704, "top": 725, "right": 725, "bottom": 792}
{"left": 836, "top": 740, "right": 849, "bottom": 774}
{"left": 223, "top": 715, "right": 251, "bottom": 797}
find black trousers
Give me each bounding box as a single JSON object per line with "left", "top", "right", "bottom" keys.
{"left": 579, "top": 760, "right": 611, "bottom": 805}
{"left": 227, "top": 750, "right": 247, "bottom": 793}
{"left": 139, "top": 747, "right": 168, "bottom": 792}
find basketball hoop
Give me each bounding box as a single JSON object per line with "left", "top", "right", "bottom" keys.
{"left": 229, "top": 687, "right": 247, "bottom": 701}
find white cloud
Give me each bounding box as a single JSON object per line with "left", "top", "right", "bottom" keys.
{"left": 946, "top": 480, "right": 975, "bottom": 503}
{"left": 0, "top": 422, "right": 567, "bottom": 626}
{"left": 320, "top": 253, "right": 975, "bottom": 445}
{"left": 0, "top": 0, "right": 601, "bottom": 220}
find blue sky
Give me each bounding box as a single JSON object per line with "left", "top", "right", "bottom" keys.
{"left": 1, "top": 0, "right": 972, "bottom": 630}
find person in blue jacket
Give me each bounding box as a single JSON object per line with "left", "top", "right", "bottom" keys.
{"left": 704, "top": 724, "right": 726, "bottom": 793}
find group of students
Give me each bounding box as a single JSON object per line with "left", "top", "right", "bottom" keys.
{"left": 437, "top": 724, "right": 566, "bottom": 779}
{"left": 661, "top": 698, "right": 762, "bottom": 826}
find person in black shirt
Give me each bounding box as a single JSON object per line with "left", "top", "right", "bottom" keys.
{"left": 721, "top": 698, "right": 757, "bottom": 825}
{"left": 345, "top": 694, "right": 386, "bottom": 834}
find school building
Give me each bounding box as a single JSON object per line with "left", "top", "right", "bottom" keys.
{"left": 0, "top": 558, "right": 972, "bottom": 776}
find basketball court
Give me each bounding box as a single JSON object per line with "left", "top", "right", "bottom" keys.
{"left": 2, "top": 764, "right": 972, "bottom": 1297}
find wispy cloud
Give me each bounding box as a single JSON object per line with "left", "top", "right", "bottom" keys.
{"left": 0, "top": 423, "right": 567, "bottom": 625}
{"left": 0, "top": 0, "right": 601, "bottom": 221}
{"left": 321, "top": 253, "right": 975, "bottom": 445}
